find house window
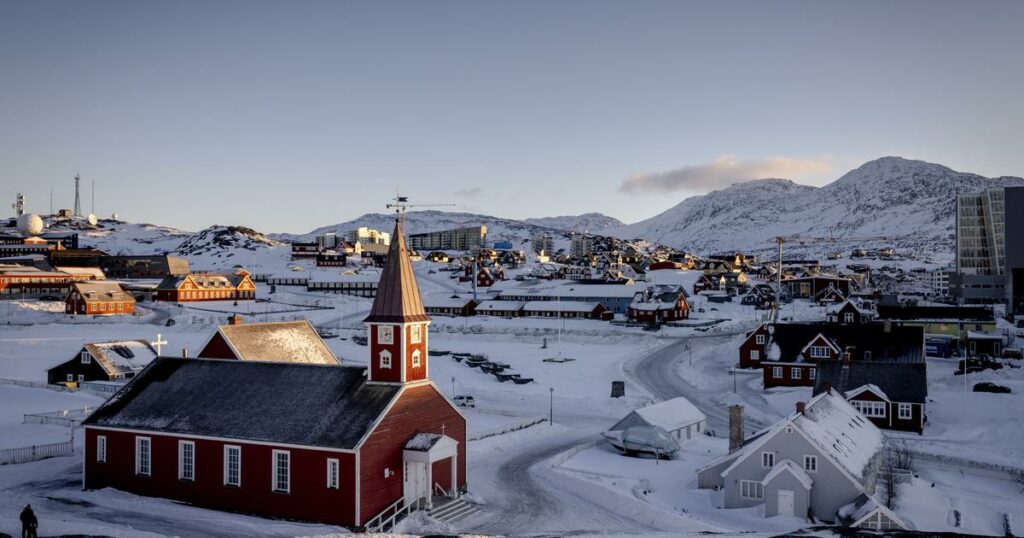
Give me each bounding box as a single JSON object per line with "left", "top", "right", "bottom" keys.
{"left": 844, "top": 313, "right": 854, "bottom": 323}
{"left": 755, "top": 334, "right": 766, "bottom": 345}
{"left": 135, "top": 437, "right": 151, "bottom": 476}
{"left": 772, "top": 367, "right": 782, "bottom": 379}
{"left": 97, "top": 436, "right": 107, "bottom": 463}
{"left": 66, "top": 374, "right": 73, "bottom": 382}
{"left": 179, "top": 440, "right": 195, "bottom": 481}
{"left": 804, "top": 455, "right": 818, "bottom": 472}
{"left": 809, "top": 368, "right": 816, "bottom": 380}
{"left": 740, "top": 479, "right": 764, "bottom": 499}
{"left": 750, "top": 350, "right": 760, "bottom": 362}
{"left": 898, "top": 403, "right": 912, "bottom": 420}
{"left": 412, "top": 350, "right": 421, "bottom": 368}
{"left": 784, "top": 425, "right": 794, "bottom": 434}
{"left": 224, "top": 445, "right": 241, "bottom": 486}
{"left": 853, "top": 400, "right": 887, "bottom": 418}
{"left": 410, "top": 324, "right": 422, "bottom": 344}
{"left": 792, "top": 368, "right": 802, "bottom": 380}
{"left": 78, "top": 374, "right": 85, "bottom": 382}
{"left": 379, "top": 350, "right": 392, "bottom": 369}
{"left": 378, "top": 326, "right": 394, "bottom": 345}
{"left": 761, "top": 452, "right": 775, "bottom": 469}
{"left": 809, "top": 346, "right": 830, "bottom": 359}
{"left": 272, "top": 450, "right": 290, "bottom": 493}
{"left": 81, "top": 351, "right": 91, "bottom": 364}
{"left": 327, "top": 458, "right": 340, "bottom": 489}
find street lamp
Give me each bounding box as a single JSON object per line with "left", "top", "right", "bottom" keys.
{"left": 549, "top": 387, "right": 554, "bottom": 426}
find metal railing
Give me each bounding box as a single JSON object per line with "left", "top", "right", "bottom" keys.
{"left": 0, "top": 440, "right": 73, "bottom": 466}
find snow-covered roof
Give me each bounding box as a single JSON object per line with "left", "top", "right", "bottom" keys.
{"left": 475, "top": 300, "right": 525, "bottom": 312}
{"left": 56, "top": 266, "right": 106, "bottom": 279}
{"left": 72, "top": 281, "right": 134, "bottom": 303}
{"left": 405, "top": 432, "right": 443, "bottom": 451}
{"left": 423, "top": 295, "right": 476, "bottom": 308}
{"left": 213, "top": 320, "right": 339, "bottom": 365}
{"left": 522, "top": 301, "right": 601, "bottom": 313}
{"left": 761, "top": 459, "right": 812, "bottom": 489}
{"left": 837, "top": 493, "right": 909, "bottom": 529}
{"left": 84, "top": 340, "right": 158, "bottom": 375}
{"left": 844, "top": 384, "right": 890, "bottom": 402}
{"left": 623, "top": 397, "right": 706, "bottom": 432}
{"left": 967, "top": 331, "right": 1003, "bottom": 341}
{"left": 792, "top": 391, "right": 884, "bottom": 482}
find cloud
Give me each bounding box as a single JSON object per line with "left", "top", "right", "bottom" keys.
{"left": 619, "top": 155, "right": 835, "bottom": 194}
{"left": 454, "top": 186, "right": 482, "bottom": 198}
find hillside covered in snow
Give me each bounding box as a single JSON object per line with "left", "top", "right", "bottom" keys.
{"left": 610, "top": 157, "right": 1024, "bottom": 258}
{"left": 522, "top": 213, "right": 624, "bottom": 232}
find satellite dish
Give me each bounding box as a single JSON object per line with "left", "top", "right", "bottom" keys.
{"left": 16, "top": 213, "right": 44, "bottom": 236}
{"left": 87, "top": 213, "right": 98, "bottom": 226}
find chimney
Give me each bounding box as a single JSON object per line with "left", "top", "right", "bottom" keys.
{"left": 728, "top": 405, "right": 744, "bottom": 454}
{"left": 883, "top": 319, "right": 891, "bottom": 333}
{"left": 842, "top": 352, "right": 851, "bottom": 368}
{"left": 822, "top": 382, "right": 832, "bottom": 394}
{"left": 796, "top": 401, "right": 806, "bottom": 415}
{"left": 228, "top": 313, "right": 244, "bottom": 326}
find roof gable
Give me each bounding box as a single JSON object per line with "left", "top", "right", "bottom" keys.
{"left": 214, "top": 321, "right": 340, "bottom": 365}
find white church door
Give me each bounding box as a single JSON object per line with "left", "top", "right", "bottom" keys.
{"left": 404, "top": 461, "right": 427, "bottom": 506}
{"left": 777, "top": 489, "right": 795, "bottom": 517}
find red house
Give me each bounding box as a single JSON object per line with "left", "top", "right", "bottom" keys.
{"left": 627, "top": 286, "right": 690, "bottom": 324}
{"left": 155, "top": 271, "right": 256, "bottom": 302}
{"left": 82, "top": 219, "right": 467, "bottom": 529}
{"left": 65, "top": 281, "right": 136, "bottom": 315}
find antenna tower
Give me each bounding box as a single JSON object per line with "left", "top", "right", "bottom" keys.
{"left": 73, "top": 173, "right": 82, "bottom": 218}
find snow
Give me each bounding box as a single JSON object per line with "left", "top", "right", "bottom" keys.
{"left": 792, "top": 392, "right": 884, "bottom": 482}
{"left": 628, "top": 397, "right": 706, "bottom": 432}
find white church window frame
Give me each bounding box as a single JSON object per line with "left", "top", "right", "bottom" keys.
{"left": 379, "top": 350, "right": 392, "bottom": 369}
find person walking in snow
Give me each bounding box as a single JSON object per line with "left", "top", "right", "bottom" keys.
{"left": 20, "top": 504, "right": 38, "bottom": 538}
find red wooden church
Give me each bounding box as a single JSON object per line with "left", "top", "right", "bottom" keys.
{"left": 82, "top": 218, "right": 467, "bottom": 528}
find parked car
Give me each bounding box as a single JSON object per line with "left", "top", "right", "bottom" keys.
{"left": 973, "top": 382, "right": 1012, "bottom": 394}
{"left": 453, "top": 395, "right": 476, "bottom": 408}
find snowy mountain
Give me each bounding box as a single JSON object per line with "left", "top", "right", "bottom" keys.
{"left": 611, "top": 157, "right": 1024, "bottom": 257}
{"left": 522, "top": 213, "right": 624, "bottom": 232}
{"left": 174, "top": 225, "right": 284, "bottom": 257}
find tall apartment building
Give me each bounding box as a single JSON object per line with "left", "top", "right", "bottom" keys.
{"left": 571, "top": 234, "right": 594, "bottom": 258}
{"left": 531, "top": 233, "right": 555, "bottom": 255}
{"left": 346, "top": 227, "right": 390, "bottom": 247}
{"left": 408, "top": 225, "right": 487, "bottom": 252}
{"left": 952, "top": 186, "right": 1024, "bottom": 312}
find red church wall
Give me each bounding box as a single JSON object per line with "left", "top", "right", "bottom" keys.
{"left": 369, "top": 324, "right": 402, "bottom": 383}
{"left": 432, "top": 457, "right": 453, "bottom": 492}
{"left": 197, "top": 333, "right": 237, "bottom": 360}
{"left": 84, "top": 428, "right": 358, "bottom": 526}
{"left": 358, "top": 383, "right": 466, "bottom": 525}
{"left": 404, "top": 324, "right": 428, "bottom": 383}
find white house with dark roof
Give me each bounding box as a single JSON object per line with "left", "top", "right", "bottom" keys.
{"left": 697, "top": 390, "right": 884, "bottom": 522}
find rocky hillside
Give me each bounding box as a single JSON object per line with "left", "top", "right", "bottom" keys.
{"left": 175, "top": 225, "right": 284, "bottom": 257}
{"left": 522, "top": 213, "right": 624, "bottom": 232}
{"left": 610, "top": 157, "right": 1024, "bottom": 258}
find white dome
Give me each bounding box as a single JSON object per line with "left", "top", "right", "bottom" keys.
{"left": 87, "top": 214, "right": 98, "bottom": 225}
{"left": 16, "top": 213, "right": 44, "bottom": 236}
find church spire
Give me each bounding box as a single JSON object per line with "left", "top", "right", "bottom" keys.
{"left": 364, "top": 218, "right": 430, "bottom": 324}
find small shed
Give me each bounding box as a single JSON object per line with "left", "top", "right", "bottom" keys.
{"left": 604, "top": 396, "right": 707, "bottom": 445}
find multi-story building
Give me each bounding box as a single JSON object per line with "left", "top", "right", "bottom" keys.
{"left": 570, "top": 234, "right": 593, "bottom": 258}
{"left": 953, "top": 186, "right": 1024, "bottom": 309}
{"left": 930, "top": 267, "right": 953, "bottom": 297}
{"left": 408, "top": 225, "right": 486, "bottom": 252}
{"left": 346, "top": 227, "right": 390, "bottom": 247}
{"left": 531, "top": 234, "right": 555, "bottom": 255}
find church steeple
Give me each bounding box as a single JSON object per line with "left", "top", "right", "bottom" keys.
{"left": 364, "top": 218, "right": 431, "bottom": 384}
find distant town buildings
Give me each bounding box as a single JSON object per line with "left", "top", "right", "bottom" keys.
{"left": 346, "top": 226, "right": 390, "bottom": 252}
{"left": 531, "top": 233, "right": 555, "bottom": 255}
{"left": 409, "top": 225, "right": 487, "bottom": 252}
{"left": 570, "top": 234, "right": 594, "bottom": 258}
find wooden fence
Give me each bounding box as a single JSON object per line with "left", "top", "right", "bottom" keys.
{"left": 0, "top": 440, "right": 73, "bottom": 466}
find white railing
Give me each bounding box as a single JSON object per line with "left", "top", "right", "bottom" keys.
{"left": 79, "top": 381, "right": 124, "bottom": 395}
{"left": 434, "top": 482, "right": 447, "bottom": 498}
{"left": 364, "top": 496, "right": 424, "bottom": 533}
{"left": 0, "top": 378, "right": 68, "bottom": 393}
{"left": 0, "top": 440, "right": 73, "bottom": 466}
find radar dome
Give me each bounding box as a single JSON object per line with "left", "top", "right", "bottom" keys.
{"left": 87, "top": 214, "right": 98, "bottom": 226}
{"left": 16, "top": 213, "right": 44, "bottom": 236}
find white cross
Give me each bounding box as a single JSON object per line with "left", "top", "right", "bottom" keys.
{"left": 151, "top": 334, "right": 168, "bottom": 355}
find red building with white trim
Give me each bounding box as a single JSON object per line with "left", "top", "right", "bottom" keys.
{"left": 82, "top": 219, "right": 467, "bottom": 528}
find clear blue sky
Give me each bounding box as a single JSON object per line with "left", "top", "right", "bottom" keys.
{"left": 1, "top": 1, "right": 1022, "bottom": 233}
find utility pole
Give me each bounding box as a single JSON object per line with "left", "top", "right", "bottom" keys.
{"left": 549, "top": 387, "right": 554, "bottom": 425}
